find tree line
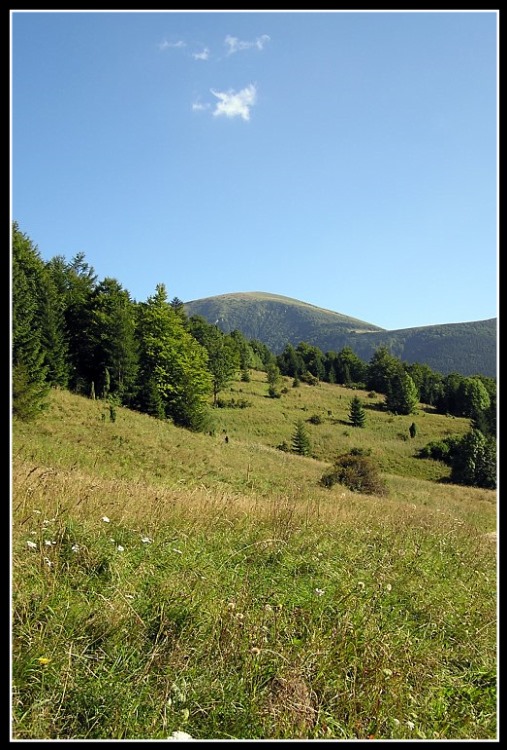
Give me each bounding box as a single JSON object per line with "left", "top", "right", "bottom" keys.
{"left": 12, "top": 222, "right": 496, "bottom": 488}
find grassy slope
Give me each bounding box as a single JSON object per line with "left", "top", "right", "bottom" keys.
{"left": 11, "top": 373, "right": 497, "bottom": 740}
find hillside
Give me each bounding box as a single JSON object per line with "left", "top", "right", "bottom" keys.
{"left": 184, "top": 292, "right": 497, "bottom": 378}
{"left": 11, "top": 375, "right": 497, "bottom": 740}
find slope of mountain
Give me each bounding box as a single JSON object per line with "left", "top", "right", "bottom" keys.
{"left": 184, "top": 292, "right": 497, "bottom": 378}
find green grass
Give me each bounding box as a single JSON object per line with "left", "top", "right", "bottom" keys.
{"left": 11, "top": 372, "right": 497, "bottom": 739}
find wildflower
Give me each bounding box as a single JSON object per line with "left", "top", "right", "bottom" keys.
{"left": 264, "top": 603, "right": 273, "bottom": 612}
{"left": 71, "top": 544, "right": 80, "bottom": 552}
{"left": 26, "top": 541, "right": 37, "bottom": 550}
{"left": 383, "top": 668, "right": 393, "bottom": 677}
{"left": 101, "top": 516, "right": 110, "bottom": 523}
{"left": 392, "top": 718, "right": 400, "bottom": 726}
{"left": 141, "top": 536, "right": 152, "bottom": 544}
{"left": 406, "top": 721, "right": 415, "bottom": 731}
{"left": 44, "top": 540, "right": 56, "bottom": 546}
{"left": 43, "top": 557, "right": 53, "bottom": 568}
{"left": 386, "top": 583, "right": 392, "bottom": 592}
{"left": 117, "top": 545, "right": 124, "bottom": 552}
{"left": 167, "top": 730, "right": 193, "bottom": 740}
{"left": 315, "top": 588, "right": 325, "bottom": 596}
{"left": 37, "top": 657, "right": 51, "bottom": 665}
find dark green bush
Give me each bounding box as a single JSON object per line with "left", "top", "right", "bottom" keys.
{"left": 321, "top": 450, "right": 388, "bottom": 496}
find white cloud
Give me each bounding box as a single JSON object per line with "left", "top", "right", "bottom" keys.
{"left": 224, "top": 34, "right": 270, "bottom": 55}
{"left": 159, "top": 39, "right": 186, "bottom": 51}
{"left": 210, "top": 84, "right": 257, "bottom": 121}
{"left": 192, "top": 101, "right": 210, "bottom": 112}
{"left": 192, "top": 47, "right": 210, "bottom": 61}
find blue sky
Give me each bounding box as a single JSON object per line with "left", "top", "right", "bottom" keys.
{"left": 11, "top": 10, "right": 498, "bottom": 331}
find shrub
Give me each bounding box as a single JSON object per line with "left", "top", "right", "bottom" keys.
{"left": 300, "top": 372, "right": 319, "bottom": 386}
{"left": 216, "top": 397, "right": 252, "bottom": 409}
{"left": 320, "top": 450, "right": 388, "bottom": 496}
{"left": 308, "top": 414, "right": 323, "bottom": 425}
{"left": 417, "top": 436, "right": 461, "bottom": 464}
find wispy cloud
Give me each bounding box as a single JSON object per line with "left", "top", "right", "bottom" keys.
{"left": 192, "top": 47, "right": 210, "bottom": 61}
{"left": 192, "top": 101, "right": 211, "bottom": 112}
{"left": 224, "top": 34, "right": 270, "bottom": 55}
{"left": 158, "top": 39, "right": 186, "bottom": 51}
{"left": 210, "top": 84, "right": 257, "bottom": 121}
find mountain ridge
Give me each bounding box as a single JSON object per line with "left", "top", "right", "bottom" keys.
{"left": 184, "top": 291, "right": 497, "bottom": 378}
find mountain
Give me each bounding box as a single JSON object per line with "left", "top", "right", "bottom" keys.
{"left": 184, "top": 292, "right": 497, "bottom": 378}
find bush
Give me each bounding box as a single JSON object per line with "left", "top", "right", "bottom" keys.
{"left": 321, "top": 450, "right": 388, "bottom": 496}
{"left": 418, "top": 436, "right": 461, "bottom": 464}
{"left": 308, "top": 414, "right": 323, "bottom": 425}
{"left": 215, "top": 397, "right": 252, "bottom": 409}
{"left": 300, "top": 372, "right": 319, "bottom": 386}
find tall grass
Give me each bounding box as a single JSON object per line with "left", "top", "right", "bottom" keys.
{"left": 11, "top": 373, "right": 497, "bottom": 739}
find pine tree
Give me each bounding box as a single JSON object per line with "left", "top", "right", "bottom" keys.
{"left": 349, "top": 395, "right": 366, "bottom": 427}
{"left": 291, "top": 419, "right": 312, "bottom": 456}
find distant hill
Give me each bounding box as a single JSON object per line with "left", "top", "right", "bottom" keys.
{"left": 184, "top": 292, "right": 497, "bottom": 378}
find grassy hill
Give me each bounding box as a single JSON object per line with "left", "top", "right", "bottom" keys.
{"left": 11, "top": 374, "right": 497, "bottom": 740}
{"left": 184, "top": 292, "right": 497, "bottom": 377}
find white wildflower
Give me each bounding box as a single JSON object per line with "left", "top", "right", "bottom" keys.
{"left": 386, "top": 583, "right": 392, "bottom": 592}
{"left": 44, "top": 540, "right": 56, "bottom": 546}
{"left": 101, "top": 516, "right": 111, "bottom": 523}
{"left": 141, "top": 536, "right": 152, "bottom": 544}
{"left": 117, "top": 545, "right": 124, "bottom": 552}
{"left": 71, "top": 544, "right": 80, "bottom": 552}
{"left": 167, "top": 730, "right": 193, "bottom": 740}
{"left": 27, "top": 541, "right": 37, "bottom": 550}
{"left": 43, "top": 557, "right": 52, "bottom": 568}
{"left": 392, "top": 718, "right": 400, "bottom": 726}
{"left": 406, "top": 721, "right": 415, "bottom": 730}
{"left": 315, "top": 588, "right": 325, "bottom": 596}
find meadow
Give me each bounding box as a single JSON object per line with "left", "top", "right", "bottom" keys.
{"left": 11, "top": 371, "right": 497, "bottom": 740}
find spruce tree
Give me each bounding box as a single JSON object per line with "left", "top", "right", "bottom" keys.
{"left": 385, "top": 370, "right": 419, "bottom": 415}
{"left": 12, "top": 223, "right": 50, "bottom": 419}
{"left": 291, "top": 419, "right": 312, "bottom": 456}
{"left": 349, "top": 395, "right": 366, "bottom": 427}
{"left": 136, "top": 284, "right": 212, "bottom": 430}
